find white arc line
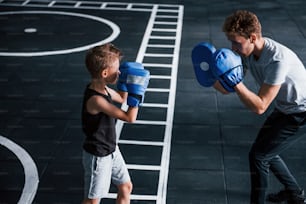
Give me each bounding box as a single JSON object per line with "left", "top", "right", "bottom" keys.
{"left": 0, "top": 135, "right": 39, "bottom": 204}
{"left": 0, "top": 10, "right": 120, "bottom": 57}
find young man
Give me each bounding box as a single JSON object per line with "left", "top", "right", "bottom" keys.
{"left": 81, "top": 43, "right": 149, "bottom": 204}
{"left": 215, "top": 10, "right": 306, "bottom": 204}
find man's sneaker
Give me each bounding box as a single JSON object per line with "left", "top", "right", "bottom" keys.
{"left": 267, "top": 189, "right": 306, "bottom": 203}
{"left": 267, "top": 189, "right": 292, "bottom": 202}
{"left": 288, "top": 189, "right": 306, "bottom": 204}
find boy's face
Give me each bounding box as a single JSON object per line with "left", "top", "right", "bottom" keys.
{"left": 226, "top": 33, "right": 254, "bottom": 57}
{"left": 104, "top": 58, "right": 120, "bottom": 84}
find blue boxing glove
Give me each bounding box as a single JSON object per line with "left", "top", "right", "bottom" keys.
{"left": 191, "top": 42, "right": 217, "bottom": 87}
{"left": 117, "top": 62, "right": 144, "bottom": 92}
{"left": 212, "top": 48, "right": 243, "bottom": 92}
{"left": 126, "top": 67, "right": 150, "bottom": 107}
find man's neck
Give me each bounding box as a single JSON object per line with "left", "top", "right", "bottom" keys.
{"left": 253, "top": 37, "right": 265, "bottom": 60}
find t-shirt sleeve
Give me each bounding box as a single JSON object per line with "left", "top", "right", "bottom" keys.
{"left": 264, "top": 61, "right": 288, "bottom": 85}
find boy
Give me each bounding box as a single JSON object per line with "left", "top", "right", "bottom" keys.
{"left": 81, "top": 43, "right": 149, "bottom": 204}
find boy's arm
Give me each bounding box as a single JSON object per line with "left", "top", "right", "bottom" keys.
{"left": 87, "top": 94, "right": 138, "bottom": 123}
{"left": 106, "top": 86, "right": 127, "bottom": 104}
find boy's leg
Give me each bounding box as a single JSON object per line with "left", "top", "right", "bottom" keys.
{"left": 116, "top": 181, "right": 133, "bottom": 204}
{"left": 82, "top": 198, "right": 101, "bottom": 204}
{"left": 82, "top": 151, "right": 113, "bottom": 203}
{"left": 111, "top": 146, "right": 133, "bottom": 204}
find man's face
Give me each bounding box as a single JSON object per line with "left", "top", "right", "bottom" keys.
{"left": 226, "top": 33, "right": 254, "bottom": 57}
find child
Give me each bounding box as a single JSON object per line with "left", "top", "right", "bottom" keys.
{"left": 81, "top": 43, "right": 149, "bottom": 204}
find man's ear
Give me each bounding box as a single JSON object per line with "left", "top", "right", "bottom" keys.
{"left": 250, "top": 33, "right": 257, "bottom": 43}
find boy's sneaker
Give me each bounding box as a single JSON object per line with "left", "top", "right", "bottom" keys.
{"left": 267, "top": 189, "right": 306, "bottom": 204}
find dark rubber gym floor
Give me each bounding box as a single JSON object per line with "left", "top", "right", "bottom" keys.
{"left": 0, "top": 0, "right": 306, "bottom": 203}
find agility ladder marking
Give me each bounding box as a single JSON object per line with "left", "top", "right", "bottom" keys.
{"left": 0, "top": 1, "right": 184, "bottom": 203}
{"left": 138, "top": 5, "right": 183, "bottom": 204}
{"left": 112, "top": 3, "right": 183, "bottom": 204}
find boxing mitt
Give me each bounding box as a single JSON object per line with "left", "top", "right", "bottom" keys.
{"left": 117, "top": 62, "right": 144, "bottom": 92}
{"left": 126, "top": 68, "right": 150, "bottom": 107}
{"left": 191, "top": 42, "right": 217, "bottom": 87}
{"left": 212, "top": 48, "right": 243, "bottom": 92}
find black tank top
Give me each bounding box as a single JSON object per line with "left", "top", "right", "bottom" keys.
{"left": 82, "top": 84, "right": 116, "bottom": 156}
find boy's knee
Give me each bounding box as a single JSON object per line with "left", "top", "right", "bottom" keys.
{"left": 118, "top": 181, "right": 133, "bottom": 195}
{"left": 82, "top": 198, "right": 100, "bottom": 204}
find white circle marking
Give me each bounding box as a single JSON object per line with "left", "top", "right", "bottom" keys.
{"left": 0, "top": 135, "right": 39, "bottom": 204}
{"left": 24, "top": 28, "right": 37, "bottom": 33}
{"left": 0, "top": 11, "right": 120, "bottom": 57}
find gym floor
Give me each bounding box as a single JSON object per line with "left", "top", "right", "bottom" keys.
{"left": 0, "top": 0, "right": 306, "bottom": 203}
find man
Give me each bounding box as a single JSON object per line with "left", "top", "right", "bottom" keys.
{"left": 215, "top": 10, "right": 306, "bottom": 204}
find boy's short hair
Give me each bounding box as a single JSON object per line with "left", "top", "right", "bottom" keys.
{"left": 85, "top": 43, "right": 123, "bottom": 79}
{"left": 222, "top": 10, "right": 262, "bottom": 39}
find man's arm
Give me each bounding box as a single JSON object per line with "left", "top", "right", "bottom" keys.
{"left": 213, "top": 80, "right": 230, "bottom": 94}
{"left": 234, "top": 82, "right": 281, "bottom": 115}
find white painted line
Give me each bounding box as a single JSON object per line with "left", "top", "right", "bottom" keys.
{"left": 150, "top": 75, "right": 171, "bottom": 79}
{"left": 128, "top": 8, "right": 152, "bottom": 12}
{"left": 141, "top": 103, "right": 169, "bottom": 108}
{"left": 126, "top": 3, "right": 132, "bottom": 9}
{"left": 135, "top": 4, "right": 158, "bottom": 63}
{"left": 100, "top": 2, "right": 106, "bottom": 8}
{"left": 48, "top": 1, "right": 55, "bottom": 7}
{"left": 0, "top": 135, "right": 39, "bottom": 204}
{"left": 147, "top": 44, "right": 175, "bottom": 48}
{"left": 150, "top": 36, "right": 176, "bottom": 40}
{"left": 155, "top": 15, "right": 178, "bottom": 18}
{"left": 127, "top": 164, "right": 161, "bottom": 171}
{"left": 22, "top": 0, "right": 30, "bottom": 6}
{"left": 107, "top": 193, "right": 158, "bottom": 200}
{"left": 154, "top": 21, "right": 177, "bottom": 25}
{"left": 152, "top": 28, "right": 177, "bottom": 32}
{"left": 0, "top": 0, "right": 182, "bottom": 13}
{"left": 158, "top": 9, "right": 179, "bottom": 12}
{"left": 142, "top": 63, "right": 172, "bottom": 68}
{"left": 134, "top": 120, "right": 167, "bottom": 125}
{"left": 74, "top": 1, "right": 81, "bottom": 7}
{"left": 156, "top": 5, "right": 184, "bottom": 204}
{"left": 106, "top": 2, "right": 128, "bottom": 6}
{"left": 144, "top": 53, "right": 173, "bottom": 57}
{"left": 24, "top": 28, "right": 37, "bottom": 33}
{"left": 0, "top": 10, "right": 120, "bottom": 57}
{"left": 116, "top": 118, "right": 167, "bottom": 141}
{"left": 119, "top": 139, "right": 164, "bottom": 146}
{"left": 156, "top": 4, "right": 182, "bottom": 7}
{"left": 146, "top": 88, "right": 170, "bottom": 92}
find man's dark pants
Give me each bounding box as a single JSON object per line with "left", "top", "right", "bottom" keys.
{"left": 249, "top": 109, "right": 306, "bottom": 204}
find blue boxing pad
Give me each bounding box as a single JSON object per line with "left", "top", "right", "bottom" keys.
{"left": 212, "top": 48, "right": 243, "bottom": 92}
{"left": 191, "top": 42, "right": 217, "bottom": 87}
{"left": 126, "top": 68, "right": 150, "bottom": 107}
{"left": 117, "top": 62, "right": 144, "bottom": 92}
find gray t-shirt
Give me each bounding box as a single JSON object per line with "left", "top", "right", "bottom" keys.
{"left": 243, "top": 37, "right": 306, "bottom": 114}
